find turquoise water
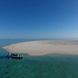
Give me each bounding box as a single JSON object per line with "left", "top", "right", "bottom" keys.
{"left": 0, "top": 56, "right": 78, "bottom": 78}
{"left": 0, "top": 39, "right": 78, "bottom": 78}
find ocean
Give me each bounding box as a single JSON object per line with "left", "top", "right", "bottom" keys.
{"left": 0, "top": 39, "right": 78, "bottom": 78}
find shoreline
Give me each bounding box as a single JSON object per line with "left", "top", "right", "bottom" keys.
{"left": 3, "top": 40, "right": 78, "bottom": 56}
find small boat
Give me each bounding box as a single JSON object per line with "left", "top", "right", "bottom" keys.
{"left": 6, "top": 53, "right": 23, "bottom": 59}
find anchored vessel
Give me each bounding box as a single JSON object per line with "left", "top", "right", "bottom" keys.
{"left": 6, "top": 53, "right": 23, "bottom": 59}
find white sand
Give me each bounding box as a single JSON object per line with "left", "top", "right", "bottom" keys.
{"left": 3, "top": 40, "right": 78, "bottom": 56}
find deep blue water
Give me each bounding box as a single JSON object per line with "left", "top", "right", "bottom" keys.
{"left": 0, "top": 39, "right": 35, "bottom": 47}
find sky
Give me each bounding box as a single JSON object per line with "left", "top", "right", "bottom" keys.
{"left": 0, "top": 0, "right": 78, "bottom": 39}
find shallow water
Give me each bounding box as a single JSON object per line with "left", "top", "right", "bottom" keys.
{"left": 0, "top": 39, "right": 78, "bottom": 78}
{"left": 0, "top": 56, "right": 78, "bottom": 78}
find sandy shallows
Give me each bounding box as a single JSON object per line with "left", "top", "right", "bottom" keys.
{"left": 3, "top": 40, "right": 78, "bottom": 56}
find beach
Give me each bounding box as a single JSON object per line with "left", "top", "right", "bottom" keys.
{"left": 3, "top": 40, "right": 78, "bottom": 56}
{"left": 1, "top": 40, "right": 78, "bottom": 78}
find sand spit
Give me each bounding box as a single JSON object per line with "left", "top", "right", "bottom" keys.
{"left": 3, "top": 40, "right": 78, "bottom": 56}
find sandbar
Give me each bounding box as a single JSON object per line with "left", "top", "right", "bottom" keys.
{"left": 3, "top": 40, "right": 78, "bottom": 56}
